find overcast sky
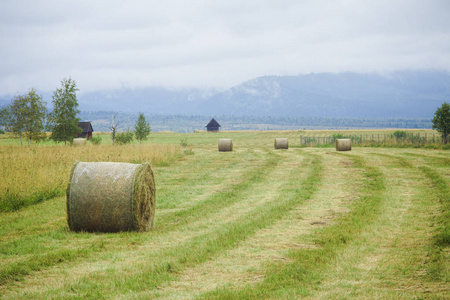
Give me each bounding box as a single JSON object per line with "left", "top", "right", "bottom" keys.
{"left": 1, "top": 0, "right": 449, "bottom": 95}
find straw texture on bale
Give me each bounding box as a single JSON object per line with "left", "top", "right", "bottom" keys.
{"left": 66, "top": 161, "right": 156, "bottom": 232}
{"left": 335, "top": 139, "right": 352, "bottom": 151}
{"left": 218, "top": 139, "right": 233, "bottom": 152}
{"left": 274, "top": 138, "right": 288, "bottom": 149}
{"left": 73, "top": 138, "right": 86, "bottom": 146}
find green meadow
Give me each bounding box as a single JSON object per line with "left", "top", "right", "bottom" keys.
{"left": 0, "top": 130, "right": 448, "bottom": 299}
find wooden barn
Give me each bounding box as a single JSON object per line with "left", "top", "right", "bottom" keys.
{"left": 206, "top": 118, "right": 221, "bottom": 132}
{"left": 77, "top": 121, "right": 94, "bottom": 139}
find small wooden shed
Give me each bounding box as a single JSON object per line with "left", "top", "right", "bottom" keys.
{"left": 77, "top": 122, "right": 94, "bottom": 139}
{"left": 206, "top": 118, "right": 221, "bottom": 132}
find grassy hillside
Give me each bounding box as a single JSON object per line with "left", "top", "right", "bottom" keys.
{"left": 0, "top": 131, "right": 448, "bottom": 299}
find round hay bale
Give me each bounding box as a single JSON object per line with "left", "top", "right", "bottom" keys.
{"left": 73, "top": 138, "right": 86, "bottom": 146}
{"left": 274, "top": 138, "right": 288, "bottom": 149}
{"left": 335, "top": 139, "right": 351, "bottom": 151}
{"left": 218, "top": 139, "right": 233, "bottom": 152}
{"left": 66, "top": 162, "right": 156, "bottom": 232}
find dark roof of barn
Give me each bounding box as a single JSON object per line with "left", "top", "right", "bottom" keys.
{"left": 206, "top": 118, "right": 221, "bottom": 128}
{"left": 78, "top": 121, "right": 94, "bottom": 133}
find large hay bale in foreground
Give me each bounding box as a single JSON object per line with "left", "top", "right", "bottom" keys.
{"left": 66, "top": 162, "right": 156, "bottom": 232}
{"left": 73, "top": 138, "right": 86, "bottom": 146}
{"left": 336, "top": 139, "right": 351, "bottom": 151}
{"left": 218, "top": 139, "right": 233, "bottom": 152}
{"left": 274, "top": 138, "right": 288, "bottom": 149}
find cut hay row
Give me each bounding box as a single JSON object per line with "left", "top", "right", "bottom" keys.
{"left": 196, "top": 151, "right": 386, "bottom": 298}
{"left": 0, "top": 149, "right": 281, "bottom": 288}
{"left": 67, "top": 162, "right": 156, "bottom": 232}
{"left": 0, "top": 146, "right": 448, "bottom": 299}
{"left": 1, "top": 151, "right": 321, "bottom": 298}
{"left": 157, "top": 150, "right": 349, "bottom": 298}
{"left": 155, "top": 150, "right": 281, "bottom": 233}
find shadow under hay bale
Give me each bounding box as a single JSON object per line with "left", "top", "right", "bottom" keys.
{"left": 66, "top": 162, "right": 156, "bottom": 232}
{"left": 73, "top": 138, "right": 86, "bottom": 146}
{"left": 274, "top": 138, "right": 288, "bottom": 149}
{"left": 218, "top": 139, "right": 233, "bottom": 152}
{"left": 336, "top": 139, "right": 351, "bottom": 151}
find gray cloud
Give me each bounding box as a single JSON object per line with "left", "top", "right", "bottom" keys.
{"left": 0, "top": 0, "right": 449, "bottom": 95}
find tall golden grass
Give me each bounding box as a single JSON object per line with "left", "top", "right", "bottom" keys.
{"left": 0, "top": 144, "right": 181, "bottom": 211}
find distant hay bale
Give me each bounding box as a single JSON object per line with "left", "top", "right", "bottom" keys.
{"left": 66, "top": 162, "right": 156, "bottom": 232}
{"left": 218, "top": 139, "right": 233, "bottom": 152}
{"left": 274, "top": 138, "right": 288, "bottom": 149}
{"left": 335, "top": 139, "right": 351, "bottom": 151}
{"left": 73, "top": 138, "right": 86, "bottom": 146}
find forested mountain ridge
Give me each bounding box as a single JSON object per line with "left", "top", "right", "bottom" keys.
{"left": 1, "top": 71, "right": 449, "bottom": 120}
{"left": 199, "top": 71, "right": 450, "bottom": 118}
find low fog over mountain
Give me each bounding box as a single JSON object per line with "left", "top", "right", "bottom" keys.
{"left": 76, "top": 71, "right": 450, "bottom": 118}
{"left": 1, "top": 71, "right": 449, "bottom": 119}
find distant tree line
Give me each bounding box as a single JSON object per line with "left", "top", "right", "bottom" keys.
{"left": 77, "top": 112, "right": 435, "bottom": 133}
{"left": 2, "top": 86, "right": 448, "bottom": 146}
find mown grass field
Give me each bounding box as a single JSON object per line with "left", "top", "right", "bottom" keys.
{"left": 0, "top": 130, "right": 448, "bottom": 299}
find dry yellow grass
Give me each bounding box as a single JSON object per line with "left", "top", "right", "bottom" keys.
{"left": 0, "top": 144, "right": 180, "bottom": 210}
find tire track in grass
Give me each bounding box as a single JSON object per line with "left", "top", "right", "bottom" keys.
{"left": 198, "top": 152, "right": 385, "bottom": 299}
{"left": 0, "top": 150, "right": 276, "bottom": 288}
{"left": 153, "top": 149, "right": 360, "bottom": 299}
{"left": 9, "top": 151, "right": 322, "bottom": 299}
